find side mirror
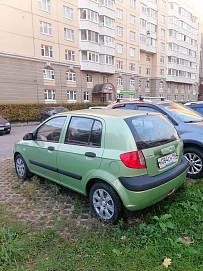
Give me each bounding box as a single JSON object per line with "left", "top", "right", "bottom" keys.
{"left": 23, "top": 133, "right": 34, "bottom": 140}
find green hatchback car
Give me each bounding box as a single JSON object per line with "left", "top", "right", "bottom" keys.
{"left": 14, "top": 109, "right": 189, "bottom": 223}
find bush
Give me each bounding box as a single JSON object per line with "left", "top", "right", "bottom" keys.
{"left": 0, "top": 102, "right": 108, "bottom": 123}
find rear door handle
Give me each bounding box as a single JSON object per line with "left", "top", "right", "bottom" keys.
{"left": 48, "top": 146, "right": 55, "bottom": 151}
{"left": 85, "top": 152, "right": 96, "bottom": 158}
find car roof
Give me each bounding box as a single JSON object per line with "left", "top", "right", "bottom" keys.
{"left": 107, "top": 98, "right": 171, "bottom": 107}
{"left": 57, "top": 109, "right": 159, "bottom": 119}
{"left": 185, "top": 101, "right": 203, "bottom": 105}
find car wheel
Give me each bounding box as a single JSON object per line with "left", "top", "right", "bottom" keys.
{"left": 15, "top": 154, "right": 29, "bottom": 180}
{"left": 89, "top": 182, "right": 123, "bottom": 224}
{"left": 6, "top": 131, "right": 10, "bottom": 134}
{"left": 184, "top": 147, "right": 203, "bottom": 179}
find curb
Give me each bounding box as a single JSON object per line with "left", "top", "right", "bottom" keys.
{"left": 11, "top": 122, "right": 40, "bottom": 128}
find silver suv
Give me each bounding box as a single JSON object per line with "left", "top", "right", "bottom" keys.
{"left": 107, "top": 97, "right": 203, "bottom": 179}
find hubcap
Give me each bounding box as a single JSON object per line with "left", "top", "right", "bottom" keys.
{"left": 184, "top": 152, "right": 202, "bottom": 175}
{"left": 92, "top": 189, "right": 114, "bottom": 220}
{"left": 16, "top": 157, "right": 25, "bottom": 177}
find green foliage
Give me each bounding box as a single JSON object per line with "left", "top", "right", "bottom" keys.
{"left": 0, "top": 102, "right": 108, "bottom": 123}
{"left": 0, "top": 182, "right": 203, "bottom": 270}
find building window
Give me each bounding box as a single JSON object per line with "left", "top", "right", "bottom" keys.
{"left": 139, "top": 67, "right": 141, "bottom": 74}
{"left": 130, "top": 0, "right": 136, "bottom": 8}
{"left": 39, "top": 0, "right": 50, "bottom": 12}
{"left": 162, "top": 1, "right": 166, "bottom": 9}
{"left": 43, "top": 69, "right": 54, "bottom": 80}
{"left": 101, "top": 0, "right": 114, "bottom": 9}
{"left": 84, "top": 92, "right": 89, "bottom": 101}
{"left": 146, "top": 55, "right": 150, "bottom": 62}
{"left": 117, "top": 44, "right": 123, "bottom": 54}
{"left": 41, "top": 45, "right": 53, "bottom": 58}
{"left": 130, "top": 31, "right": 136, "bottom": 40}
{"left": 140, "top": 18, "right": 147, "bottom": 28}
{"left": 161, "top": 28, "right": 165, "bottom": 37}
{"left": 160, "top": 56, "right": 164, "bottom": 63}
{"left": 117, "top": 61, "right": 123, "bottom": 70}
{"left": 160, "top": 69, "right": 164, "bottom": 76}
{"left": 66, "top": 71, "right": 76, "bottom": 81}
{"left": 130, "top": 47, "right": 135, "bottom": 56}
{"left": 174, "top": 95, "right": 178, "bottom": 101}
{"left": 140, "top": 34, "right": 146, "bottom": 43}
{"left": 161, "top": 15, "right": 166, "bottom": 23}
{"left": 117, "top": 8, "right": 123, "bottom": 19}
{"left": 101, "top": 36, "right": 114, "bottom": 47}
{"left": 181, "top": 95, "right": 184, "bottom": 101}
{"left": 130, "top": 15, "right": 136, "bottom": 24}
{"left": 81, "top": 30, "right": 99, "bottom": 43}
{"left": 44, "top": 89, "right": 55, "bottom": 101}
{"left": 40, "top": 21, "right": 52, "bottom": 35}
{"left": 141, "top": 3, "right": 147, "bottom": 13}
{"left": 99, "top": 15, "right": 114, "bottom": 28}
{"left": 64, "top": 28, "right": 74, "bottom": 41}
{"left": 130, "top": 79, "right": 135, "bottom": 87}
{"left": 161, "top": 42, "right": 165, "bottom": 50}
{"left": 67, "top": 91, "right": 77, "bottom": 101}
{"left": 80, "top": 9, "right": 98, "bottom": 23}
{"left": 87, "top": 74, "right": 93, "bottom": 83}
{"left": 117, "top": 77, "right": 123, "bottom": 86}
{"left": 65, "top": 50, "right": 75, "bottom": 61}
{"left": 145, "top": 81, "right": 150, "bottom": 88}
{"left": 129, "top": 63, "right": 135, "bottom": 71}
{"left": 146, "top": 68, "right": 150, "bottom": 75}
{"left": 100, "top": 54, "right": 114, "bottom": 65}
{"left": 117, "top": 26, "right": 123, "bottom": 36}
{"left": 81, "top": 51, "right": 99, "bottom": 63}
{"left": 63, "top": 6, "right": 73, "bottom": 19}
{"left": 167, "top": 95, "right": 170, "bottom": 100}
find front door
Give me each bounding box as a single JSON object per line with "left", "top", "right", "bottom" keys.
{"left": 27, "top": 116, "right": 67, "bottom": 183}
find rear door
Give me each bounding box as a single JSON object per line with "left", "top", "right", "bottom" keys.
{"left": 57, "top": 116, "right": 105, "bottom": 194}
{"left": 126, "top": 114, "right": 181, "bottom": 177}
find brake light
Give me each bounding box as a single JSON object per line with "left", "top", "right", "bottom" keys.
{"left": 120, "top": 151, "right": 146, "bottom": 168}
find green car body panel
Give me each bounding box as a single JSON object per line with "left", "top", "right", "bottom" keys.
{"left": 14, "top": 109, "right": 189, "bottom": 216}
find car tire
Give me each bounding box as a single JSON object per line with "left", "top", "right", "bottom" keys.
{"left": 184, "top": 147, "right": 203, "bottom": 179}
{"left": 6, "top": 131, "right": 10, "bottom": 134}
{"left": 15, "top": 154, "right": 30, "bottom": 180}
{"left": 89, "top": 182, "right": 123, "bottom": 224}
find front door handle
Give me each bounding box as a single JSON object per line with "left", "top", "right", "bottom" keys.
{"left": 85, "top": 152, "right": 96, "bottom": 158}
{"left": 48, "top": 146, "right": 55, "bottom": 151}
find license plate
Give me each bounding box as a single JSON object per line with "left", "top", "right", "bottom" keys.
{"left": 158, "top": 152, "right": 178, "bottom": 169}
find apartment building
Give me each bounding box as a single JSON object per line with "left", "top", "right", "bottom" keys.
{"left": 0, "top": 0, "right": 201, "bottom": 104}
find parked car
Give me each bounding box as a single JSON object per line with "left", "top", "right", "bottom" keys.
{"left": 40, "top": 106, "right": 69, "bottom": 122}
{"left": 14, "top": 109, "right": 188, "bottom": 223}
{"left": 107, "top": 97, "right": 203, "bottom": 179}
{"left": 184, "top": 101, "right": 203, "bottom": 116}
{"left": 0, "top": 115, "right": 11, "bottom": 134}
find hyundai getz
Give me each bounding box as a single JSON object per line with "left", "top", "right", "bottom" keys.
{"left": 14, "top": 109, "right": 189, "bottom": 223}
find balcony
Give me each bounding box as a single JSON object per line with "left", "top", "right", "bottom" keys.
{"left": 80, "top": 61, "right": 100, "bottom": 72}
{"left": 100, "top": 46, "right": 114, "bottom": 55}
{"left": 166, "top": 75, "right": 195, "bottom": 84}
{"left": 80, "top": 41, "right": 100, "bottom": 52}
{"left": 140, "top": 43, "right": 156, "bottom": 54}
{"left": 100, "top": 64, "right": 115, "bottom": 74}
{"left": 79, "top": 21, "right": 99, "bottom": 32}
{"left": 99, "top": 26, "right": 114, "bottom": 37}
{"left": 99, "top": 6, "right": 114, "bottom": 18}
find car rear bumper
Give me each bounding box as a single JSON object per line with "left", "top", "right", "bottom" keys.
{"left": 114, "top": 157, "right": 189, "bottom": 211}
{"left": 118, "top": 157, "right": 188, "bottom": 191}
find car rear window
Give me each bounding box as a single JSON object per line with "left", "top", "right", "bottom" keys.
{"left": 125, "top": 114, "right": 179, "bottom": 150}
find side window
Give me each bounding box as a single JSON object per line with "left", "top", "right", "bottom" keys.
{"left": 113, "top": 104, "right": 136, "bottom": 109}
{"left": 65, "top": 117, "right": 102, "bottom": 147}
{"left": 137, "top": 106, "right": 159, "bottom": 113}
{"left": 37, "top": 116, "right": 66, "bottom": 142}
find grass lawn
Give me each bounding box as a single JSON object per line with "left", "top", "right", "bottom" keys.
{"left": 0, "top": 179, "right": 203, "bottom": 271}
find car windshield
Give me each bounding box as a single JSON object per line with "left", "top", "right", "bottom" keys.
{"left": 125, "top": 114, "right": 178, "bottom": 150}
{"left": 159, "top": 102, "right": 203, "bottom": 122}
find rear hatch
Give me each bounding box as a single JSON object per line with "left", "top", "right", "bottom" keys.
{"left": 125, "top": 114, "right": 182, "bottom": 177}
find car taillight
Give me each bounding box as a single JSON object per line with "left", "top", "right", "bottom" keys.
{"left": 120, "top": 151, "right": 146, "bottom": 168}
